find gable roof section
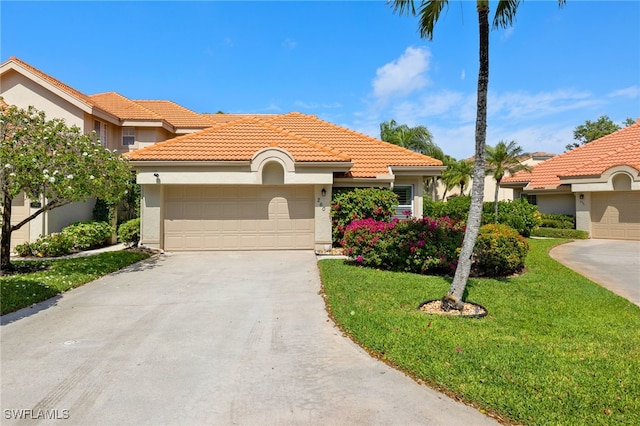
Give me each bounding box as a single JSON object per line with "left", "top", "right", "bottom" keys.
{"left": 89, "top": 92, "right": 163, "bottom": 121}
{"left": 137, "top": 100, "right": 215, "bottom": 129}
{"left": 202, "top": 113, "right": 278, "bottom": 125}
{"left": 125, "top": 116, "right": 350, "bottom": 163}
{"left": 265, "top": 112, "right": 443, "bottom": 178}
{"left": 503, "top": 119, "right": 640, "bottom": 189}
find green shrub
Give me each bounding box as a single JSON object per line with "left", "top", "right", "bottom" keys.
{"left": 63, "top": 221, "right": 113, "bottom": 250}
{"left": 118, "top": 218, "right": 140, "bottom": 247}
{"left": 342, "top": 217, "right": 465, "bottom": 275}
{"left": 14, "top": 233, "right": 75, "bottom": 257}
{"left": 331, "top": 188, "right": 398, "bottom": 246}
{"left": 539, "top": 213, "right": 575, "bottom": 229}
{"left": 532, "top": 227, "right": 589, "bottom": 239}
{"left": 473, "top": 223, "right": 529, "bottom": 276}
{"left": 482, "top": 199, "right": 542, "bottom": 237}
{"left": 433, "top": 196, "right": 472, "bottom": 221}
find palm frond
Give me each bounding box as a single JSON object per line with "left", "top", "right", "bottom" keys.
{"left": 493, "top": 0, "right": 520, "bottom": 29}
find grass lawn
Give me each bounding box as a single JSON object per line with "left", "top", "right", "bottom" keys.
{"left": 1, "top": 250, "right": 150, "bottom": 316}
{"left": 319, "top": 238, "right": 640, "bottom": 425}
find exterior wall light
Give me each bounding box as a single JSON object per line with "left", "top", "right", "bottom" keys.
{"left": 321, "top": 188, "right": 326, "bottom": 197}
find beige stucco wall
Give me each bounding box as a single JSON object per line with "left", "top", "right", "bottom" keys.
{"left": 575, "top": 192, "right": 591, "bottom": 234}
{"left": 0, "top": 70, "right": 85, "bottom": 127}
{"left": 140, "top": 185, "right": 163, "bottom": 249}
{"left": 314, "top": 185, "right": 332, "bottom": 250}
{"left": 536, "top": 193, "right": 575, "bottom": 215}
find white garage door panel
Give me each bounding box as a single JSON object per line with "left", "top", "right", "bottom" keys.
{"left": 591, "top": 191, "right": 640, "bottom": 241}
{"left": 164, "top": 185, "right": 314, "bottom": 250}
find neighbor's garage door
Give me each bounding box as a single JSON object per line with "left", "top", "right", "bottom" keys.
{"left": 591, "top": 191, "right": 640, "bottom": 240}
{"left": 164, "top": 185, "right": 315, "bottom": 250}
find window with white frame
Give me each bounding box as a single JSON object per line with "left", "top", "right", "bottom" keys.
{"left": 392, "top": 185, "right": 414, "bottom": 218}
{"left": 122, "top": 127, "right": 135, "bottom": 146}
{"left": 94, "top": 120, "right": 107, "bottom": 147}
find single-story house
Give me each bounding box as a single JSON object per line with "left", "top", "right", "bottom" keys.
{"left": 125, "top": 112, "right": 445, "bottom": 251}
{"left": 1, "top": 56, "right": 445, "bottom": 252}
{"left": 502, "top": 119, "right": 640, "bottom": 240}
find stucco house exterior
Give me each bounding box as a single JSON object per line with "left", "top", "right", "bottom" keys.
{"left": 1, "top": 56, "right": 445, "bottom": 252}
{"left": 502, "top": 120, "right": 640, "bottom": 240}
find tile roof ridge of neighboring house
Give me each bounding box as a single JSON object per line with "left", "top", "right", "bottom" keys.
{"left": 254, "top": 116, "right": 351, "bottom": 162}
{"left": 134, "top": 99, "right": 214, "bottom": 127}
{"left": 274, "top": 112, "right": 443, "bottom": 165}
{"left": 7, "top": 56, "right": 96, "bottom": 107}
{"left": 89, "top": 91, "right": 165, "bottom": 121}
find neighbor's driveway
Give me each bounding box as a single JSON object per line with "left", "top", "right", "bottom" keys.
{"left": 1, "top": 251, "right": 497, "bottom": 425}
{"left": 550, "top": 239, "right": 640, "bottom": 306}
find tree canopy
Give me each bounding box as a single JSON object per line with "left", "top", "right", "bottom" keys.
{"left": 1, "top": 102, "right": 132, "bottom": 269}
{"left": 380, "top": 119, "right": 444, "bottom": 160}
{"left": 565, "top": 115, "right": 635, "bottom": 151}
{"left": 485, "top": 140, "right": 531, "bottom": 217}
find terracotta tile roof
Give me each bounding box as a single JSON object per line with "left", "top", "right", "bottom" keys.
{"left": 89, "top": 92, "right": 163, "bottom": 121}
{"left": 126, "top": 112, "right": 443, "bottom": 177}
{"left": 503, "top": 119, "right": 640, "bottom": 189}
{"left": 125, "top": 117, "right": 350, "bottom": 163}
{"left": 265, "top": 112, "right": 443, "bottom": 177}
{"left": 6, "top": 56, "right": 96, "bottom": 107}
{"left": 203, "top": 113, "right": 278, "bottom": 124}
{"left": 137, "top": 100, "right": 215, "bottom": 128}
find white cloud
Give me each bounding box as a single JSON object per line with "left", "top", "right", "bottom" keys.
{"left": 282, "top": 38, "right": 297, "bottom": 50}
{"left": 294, "top": 101, "right": 342, "bottom": 109}
{"left": 372, "top": 46, "right": 431, "bottom": 101}
{"left": 460, "top": 69, "right": 466, "bottom": 80}
{"left": 488, "top": 89, "right": 601, "bottom": 120}
{"left": 608, "top": 86, "right": 640, "bottom": 99}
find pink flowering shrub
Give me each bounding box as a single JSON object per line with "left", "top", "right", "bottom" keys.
{"left": 342, "top": 216, "right": 466, "bottom": 274}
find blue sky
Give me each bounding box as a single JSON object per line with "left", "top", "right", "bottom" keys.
{"left": 2, "top": 1, "right": 639, "bottom": 159}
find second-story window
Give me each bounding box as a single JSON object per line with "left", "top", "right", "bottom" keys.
{"left": 122, "top": 127, "right": 135, "bottom": 146}
{"left": 94, "top": 120, "right": 107, "bottom": 147}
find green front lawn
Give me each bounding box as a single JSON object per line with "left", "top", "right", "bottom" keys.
{"left": 1, "top": 250, "right": 150, "bottom": 315}
{"left": 319, "top": 239, "right": 640, "bottom": 425}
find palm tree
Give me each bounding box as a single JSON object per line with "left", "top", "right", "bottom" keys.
{"left": 485, "top": 140, "right": 531, "bottom": 218}
{"left": 380, "top": 119, "right": 444, "bottom": 159}
{"left": 442, "top": 159, "right": 474, "bottom": 197}
{"left": 391, "top": 0, "right": 566, "bottom": 311}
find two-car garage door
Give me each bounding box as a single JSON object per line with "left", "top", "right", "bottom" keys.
{"left": 591, "top": 191, "right": 640, "bottom": 240}
{"left": 164, "top": 185, "right": 315, "bottom": 250}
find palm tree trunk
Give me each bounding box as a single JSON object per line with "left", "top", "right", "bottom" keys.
{"left": 493, "top": 178, "right": 501, "bottom": 219}
{"left": 442, "top": 4, "right": 489, "bottom": 311}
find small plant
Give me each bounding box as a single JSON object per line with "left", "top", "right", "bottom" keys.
{"left": 540, "top": 213, "right": 575, "bottom": 229}
{"left": 473, "top": 223, "right": 529, "bottom": 276}
{"left": 331, "top": 188, "right": 398, "bottom": 245}
{"left": 118, "top": 218, "right": 140, "bottom": 247}
{"left": 14, "top": 233, "right": 75, "bottom": 257}
{"left": 63, "top": 221, "right": 113, "bottom": 250}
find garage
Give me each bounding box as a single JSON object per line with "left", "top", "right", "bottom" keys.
{"left": 591, "top": 191, "right": 640, "bottom": 240}
{"left": 164, "top": 185, "right": 315, "bottom": 250}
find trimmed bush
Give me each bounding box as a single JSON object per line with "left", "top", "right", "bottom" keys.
{"left": 473, "top": 224, "right": 529, "bottom": 276}
{"left": 118, "top": 218, "right": 140, "bottom": 247}
{"left": 532, "top": 227, "right": 589, "bottom": 239}
{"left": 331, "top": 188, "right": 398, "bottom": 246}
{"left": 63, "top": 221, "right": 113, "bottom": 250}
{"left": 342, "top": 216, "right": 465, "bottom": 275}
{"left": 540, "top": 213, "right": 575, "bottom": 229}
{"left": 482, "top": 199, "right": 542, "bottom": 238}
{"left": 14, "top": 233, "right": 74, "bottom": 257}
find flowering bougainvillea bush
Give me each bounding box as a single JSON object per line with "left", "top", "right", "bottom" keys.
{"left": 342, "top": 216, "right": 466, "bottom": 275}
{"left": 331, "top": 188, "right": 398, "bottom": 246}
{"left": 473, "top": 223, "right": 529, "bottom": 276}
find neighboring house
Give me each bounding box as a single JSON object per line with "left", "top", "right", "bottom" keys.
{"left": 502, "top": 119, "right": 640, "bottom": 240}
{"left": 125, "top": 113, "right": 445, "bottom": 251}
{"left": 1, "top": 56, "right": 445, "bottom": 252}
{"left": 437, "top": 152, "right": 554, "bottom": 202}
{"left": 0, "top": 56, "right": 214, "bottom": 251}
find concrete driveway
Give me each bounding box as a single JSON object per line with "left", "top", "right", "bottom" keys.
{"left": 550, "top": 239, "right": 640, "bottom": 306}
{"left": 1, "top": 251, "right": 497, "bottom": 425}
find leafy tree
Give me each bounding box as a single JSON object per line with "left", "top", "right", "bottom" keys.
{"left": 485, "top": 140, "right": 531, "bottom": 218}
{"left": 0, "top": 103, "right": 132, "bottom": 271}
{"left": 441, "top": 159, "right": 474, "bottom": 196}
{"left": 565, "top": 115, "right": 634, "bottom": 151}
{"left": 380, "top": 119, "right": 444, "bottom": 159}
{"left": 391, "top": 0, "right": 566, "bottom": 311}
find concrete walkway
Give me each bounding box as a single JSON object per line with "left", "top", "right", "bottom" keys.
{"left": 550, "top": 239, "right": 640, "bottom": 306}
{"left": 1, "top": 251, "right": 498, "bottom": 425}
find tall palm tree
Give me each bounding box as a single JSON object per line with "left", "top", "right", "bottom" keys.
{"left": 442, "top": 159, "right": 474, "bottom": 196}
{"left": 485, "top": 140, "right": 531, "bottom": 218}
{"left": 380, "top": 119, "right": 444, "bottom": 159}
{"left": 391, "top": 0, "right": 566, "bottom": 311}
